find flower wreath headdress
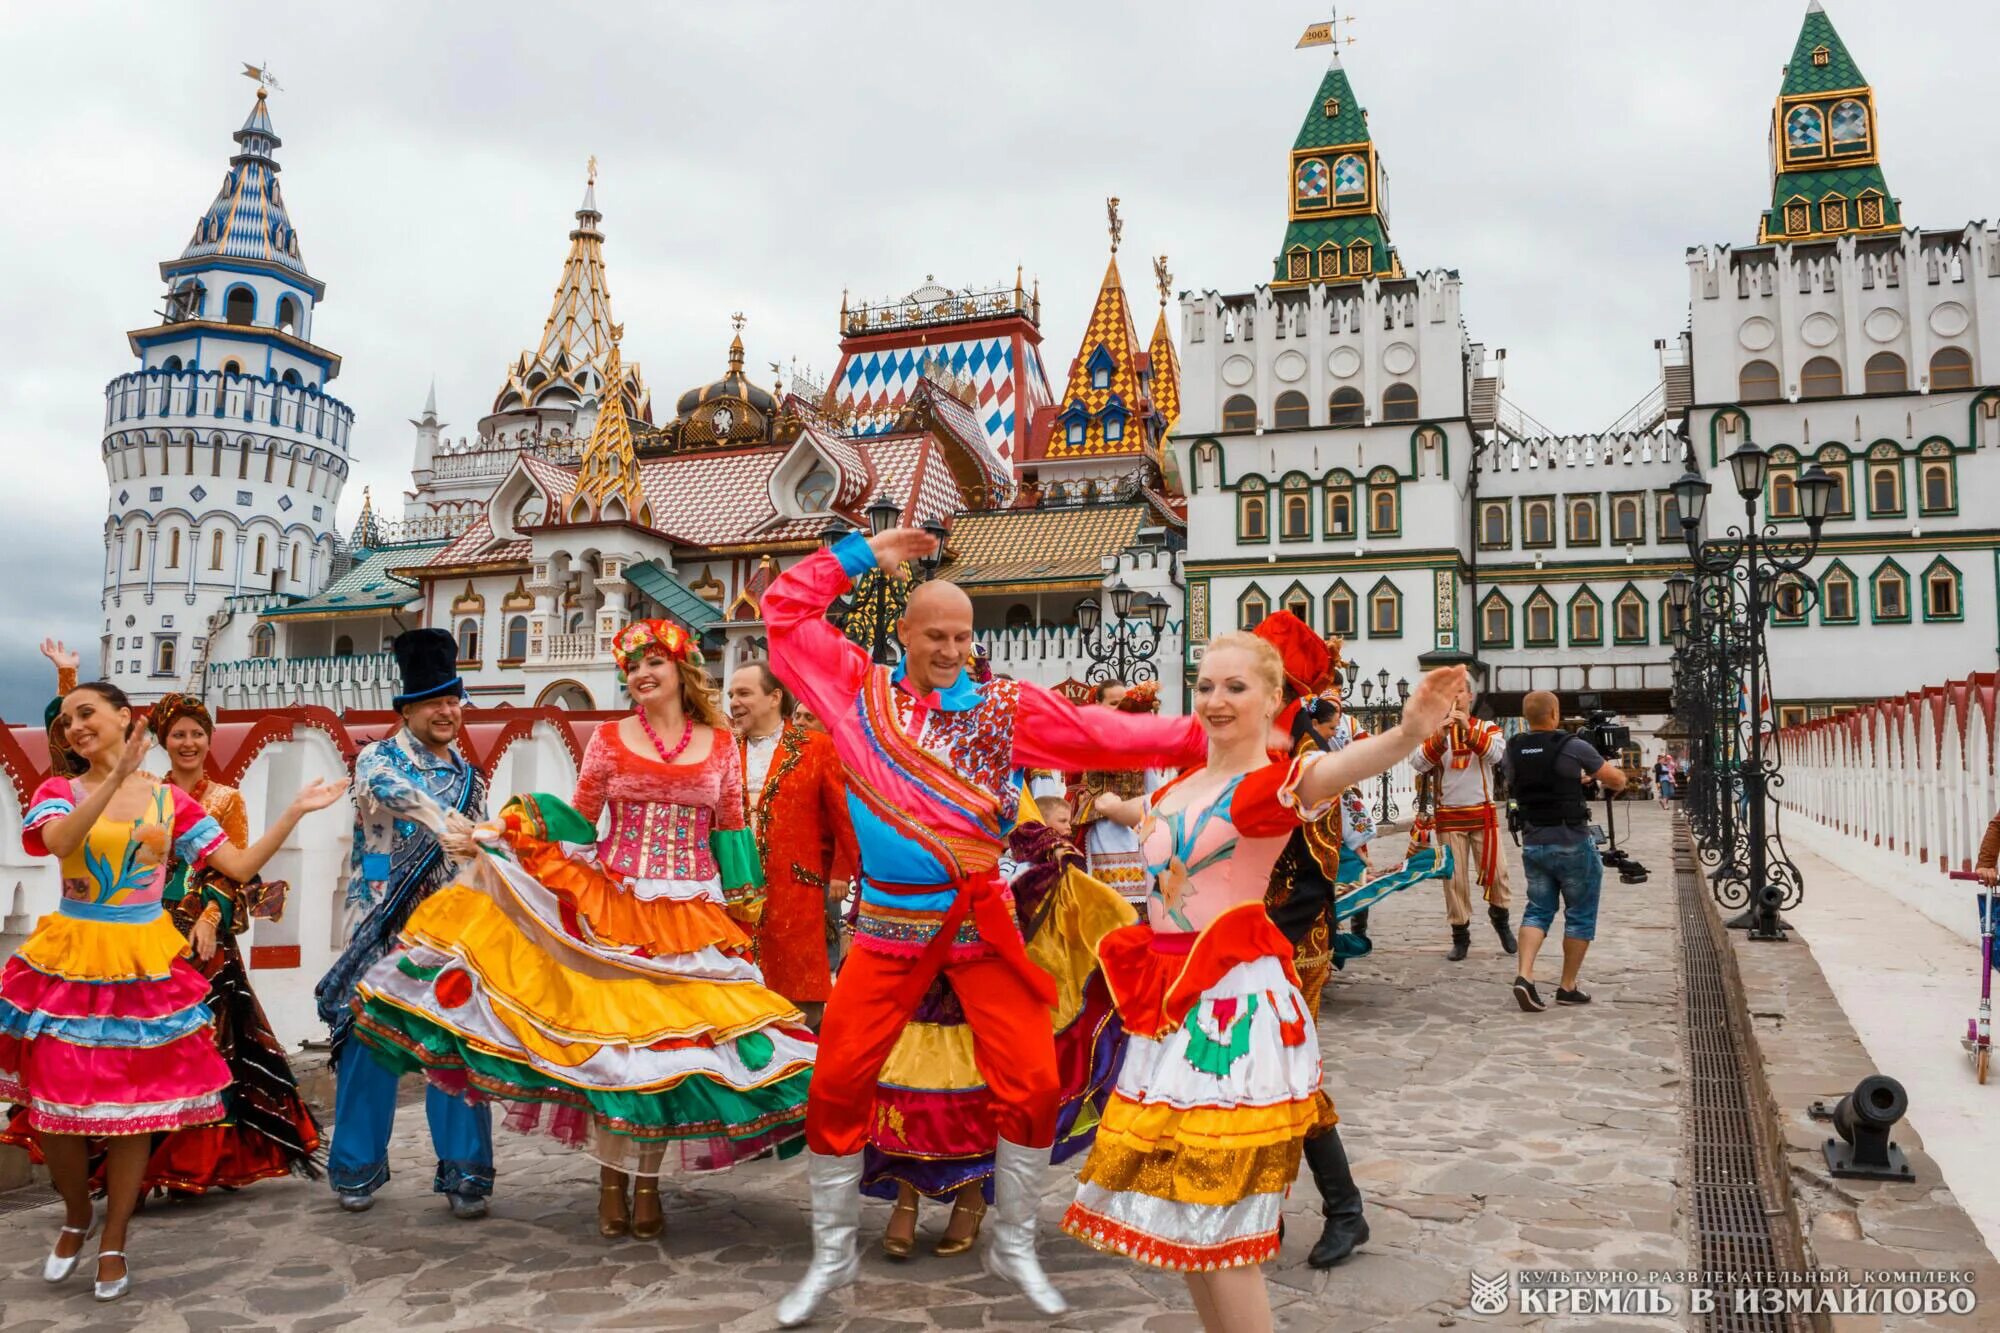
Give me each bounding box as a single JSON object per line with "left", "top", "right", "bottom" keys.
{"left": 611, "top": 619, "right": 703, "bottom": 678}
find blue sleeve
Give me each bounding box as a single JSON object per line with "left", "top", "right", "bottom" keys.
{"left": 832, "top": 531, "right": 879, "bottom": 581}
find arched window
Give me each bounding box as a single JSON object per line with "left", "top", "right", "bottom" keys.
{"left": 1872, "top": 563, "right": 1909, "bottom": 621}
{"left": 1659, "top": 490, "right": 1683, "bottom": 534}
{"left": 1381, "top": 383, "right": 1418, "bottom": 421}
{"left": 1920, "top": 458, "right": 1955, "bottom": 513}
{"left": 276, "top": 296, "right": 300, "bottom": 334}
{"left": 1478, "top": 592, "right": 1511, "bottom": 648}
{"left": 155, "top": 638, "right": 176, "bottom": 677}
{"left": 457, "top": 617, "right": 482, "bottom": 662}
{"left": 289, "top": 543, "right": 301, "bottom": 582}
{"left": 1767, "top": 450, "right": 1800, "bottom": 518}
{"left": 1569, "top": 591, "right": 1602, "bottom": 645}
{"left": 130, "top": 530, "right": 145, "bottom": 570}
{"left": 1929, "top": 346, "right": 1973, "bottom": 390}
{"left": 1366, "top": 469, "right": 1399, "bottom": 536}
{"left": 1864, "top": 352, "right": 1906, "bottom": 394}
{"left": 1923, "top": 560, "right": 1962, "bottom": 621}
{"left": 222, "top": 359, "right": 243, "bottom": 378}
{"left": 1324, "top": 472, "right": 1355, "bottom": 537}
{"left": 1523, "top": 499, "right": 1554, "bottom": 547}
{"left": 1831, "top": 98, "right": 1869, "bottom": 146}
{"left": 1785, "top": 105, "right": 1824, "bottom": 158}
{"left": 253, "top": 535, "right": 267, "bottom": 573}
{"left": 1820, "top": 565, "right": 1857, "bottom": 623}
{"left": 1610, "top": 495, "right": 1642, "bottom": 543}
{"left": 1004, "top": 604, "right": 1033, "bottom": 630}
{"left": 1479, "top": 500, "right": 1509, "bottom": 548}
{"left": 1280, "top": 478, "right": 1311, "bottom": 540}
{"left": 1367, "top": 581, "right": 1401, "bottom": 638}
{"left": 281, "top": 368, "right": 303, "bottom": 388}
{"left": 1771, "top": 575, "right": 1808, "bottom": 623}
{"left": 1867, "top": 455, "right": 1903, "bottom": 515}
{"left": 1324, "top": 583, "right": 1358, "bottom": 638}
{"left": 1238, "top": 587, "right": 1268, "bottom": 631}
{"left": 1273, "top": 391, "right": 1310, "bottom": 429}
{"left": 1801, "top": 356, "right": 1842, "bottom": 399}
{"left": 224, "top": 286, "right": 255, "bottom": 326}
{"left": 1614, "top": 589, "right": 1648, "bottom": 643}
{"left": 1222, "top": 394, "right": 1257, "bottom": 431}
{"left": 1739, "top": 360, "right": 1781, "bottom": 402}
{"left": 1332, "top": 154, "right": 1366, "bottom": 201}
{"left": 1814, "top": 447, "right": 1853, "bottom": 516}
{"left": 1238, "top": 479, "right": 1268, "bottom": 542}
{"left": 251, "top": 623, "right": 275, "bottom": 659}
{"left": 166, "top": 529, "right": 181, "bottom": 568}
{"left": 1567, "top": 496, "right": 1599, "bottom": 545}
{"left": 334, "top": 634, "right": 355, "bottom": 657}
{"left": 209, "top": 529, "right": 224, "bottom": 570}
{"left": 1525, "top": 592, "right": 1557, "bottom": 646}
{"left": 505, "top": 615, "right": 530, "bottom": 660}
{"left": 1329, "top": 387, "right": 1364, "bottom": 426}
{"left": 162, "top": 355, "right": 183, "bottom": 372}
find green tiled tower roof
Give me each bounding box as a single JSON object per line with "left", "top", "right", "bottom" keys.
{"left": 1758, "top": 2, "right": 1900, "bottom": 244}
{"left": 1273, "top": 52, "right": 1400, "bottom": 286}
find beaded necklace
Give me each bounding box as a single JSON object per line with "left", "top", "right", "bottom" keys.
{"left": 636, "top": 708, "right": 695, "bottom": 765}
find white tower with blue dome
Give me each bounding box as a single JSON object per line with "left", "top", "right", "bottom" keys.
{"left": 100, "top": 83, "right": 354, "bottom": 701}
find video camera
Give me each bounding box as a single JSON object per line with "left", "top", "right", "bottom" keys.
{"left": 1574, "top": 696, "right": 1648, "bottom": 884}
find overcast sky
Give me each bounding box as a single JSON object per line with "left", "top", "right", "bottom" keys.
{"left": 2, "top": 0, "right": 1994, "bottom": 719}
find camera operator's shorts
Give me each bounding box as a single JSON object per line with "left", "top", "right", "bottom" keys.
{"left": 1520, "top": 842, "right": 1604, "bottom": 941}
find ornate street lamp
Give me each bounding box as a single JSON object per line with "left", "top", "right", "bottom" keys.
{"left": 1076, "top": 566, "right": 1163, "bottom": 686}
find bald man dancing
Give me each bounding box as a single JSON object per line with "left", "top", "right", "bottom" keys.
{"left": 765, "top": 527, "right": 1206, "bottom": 1325}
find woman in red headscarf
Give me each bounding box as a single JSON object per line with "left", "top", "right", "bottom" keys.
{"left": 351, "top": 620, "right": 815, "bottom": 1242}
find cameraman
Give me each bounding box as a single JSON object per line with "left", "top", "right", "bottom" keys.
{"left": 1502, "top": 691, "right": 1626, "bottom": 1013}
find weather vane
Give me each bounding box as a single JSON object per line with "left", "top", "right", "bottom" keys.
{"left": 1296, "top": 4, "right": 1356, "bottom": 49}
{"left": 1106, "top": 196, "right": 1123, "bottom": 254}
{"left": 241, "top": 62, "right": 283, "bottom": 93}
{"left": 730, "top": 311, "right": 747, "bottom": 335}
{"left": 587, "top": 155, "right": 598, "bottom": 186}
{"left": 1154, "top": 254, "right": 1172, "bottom": 307}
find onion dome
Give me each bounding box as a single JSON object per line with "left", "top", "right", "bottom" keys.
{"left": 673, "top": 321, "right": 778, "bottom": 447}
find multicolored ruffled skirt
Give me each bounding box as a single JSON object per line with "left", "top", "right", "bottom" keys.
{"left": 352, "top": 796, "right": 814, "bottom": 1175}
{"left": 862, "top": 863, "right": 1132, "bottom": 1202}
{"left": 1062, "top": 901, "right": 1335, "bottom": 1271}
{"left": 0, "top": 906, "right": 230, "bottom": 1137}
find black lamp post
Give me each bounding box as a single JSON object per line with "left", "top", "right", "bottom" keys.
{"left": 1666, "top": 449, "right": 1834, "bottom": 940}
{"left": 1350, "top": 668, "right": 1410, "bottom": 824}
{"left": 1076, "top": 573, "right": 1164, "bottom": 686}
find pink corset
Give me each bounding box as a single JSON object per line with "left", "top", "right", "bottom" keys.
{"left": 598, "top": 800, "right": 716, "bottom": 882}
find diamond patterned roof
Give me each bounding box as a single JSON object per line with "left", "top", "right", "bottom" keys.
{"left": 262, "top": 543, "right": 442, "bottom": 618}
{"left": 1758, "top": 5, "right": 1898, "bottom": 243}
{"left": 1273, "top": 52, "right": 1399, "bottom": 285}
{"left": 1042, "top": 256, "right": 1151, "bottom": 460}
{"left": 178, "top": 90, "right": 308, "bottom": 277}
{"left": 939, "top": 504, "right": 1149, "bottom": 589}
{"left": 1783, "top": 3, "right": 1866, "bottom": 96}
{"left": 1293, "top": 55, "right": 1370, "bottom": 150}
{"left": 1148, "top": 308, "right": 1181, "bottom": 437}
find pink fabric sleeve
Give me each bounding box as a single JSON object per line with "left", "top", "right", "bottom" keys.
{"left": 1012, "top": 683, "right": 1207, "bottom": 775}
{"left": 713, "top": 730, "right": 746, "bottom": 832}
{"left": 763, "top": 548, "right": 872, "bottom": 734}
{"left": 571, "top": 725, "right": 616, "bottom": 824}
{"left": 21, "top": 777, "right": 75, "bottom": 856}
{"left": 169, "top": 782, "right": 229, "bottom": 869}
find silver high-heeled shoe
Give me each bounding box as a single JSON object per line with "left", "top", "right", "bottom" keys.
{"left": 42, "top": 1219, "right": 97, "bottom": 1283}
{"left": 94, "top": 1249, "right": 130, "bottom": 1302}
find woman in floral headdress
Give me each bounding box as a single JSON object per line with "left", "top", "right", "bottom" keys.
{"left": 352, "top": 619, "right": 815, "bottom": 1241}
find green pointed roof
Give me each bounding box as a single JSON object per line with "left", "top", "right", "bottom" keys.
{"left": 1273, "top": 53, "right": 1400, "bottom": 286}
{"left": 1293, "top": 59, "right": 1369, "bottom": 150}
{"left": 1782, "top": 2, "right": 1865, "bottom": 95}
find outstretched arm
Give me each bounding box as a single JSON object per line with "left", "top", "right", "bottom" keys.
{"left": 761, "top": 534, "right": 883, "bottom": 730}
{"left": 204, "top": 777, "right": 348, "bottom": 883}
{"left": 1293, "top": 666, "right": 1464, "bottom": 808}
{"left": 1013, "top": 683, "right": 1206, "bottom": 774}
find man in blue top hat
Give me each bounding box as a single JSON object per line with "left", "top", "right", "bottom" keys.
{"left": 315, "top": 628, "right": 494, "bottom": 1217}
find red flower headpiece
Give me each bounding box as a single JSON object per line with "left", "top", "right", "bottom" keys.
{"left": 612, "top": 619, "right": 701, "bottom": 675}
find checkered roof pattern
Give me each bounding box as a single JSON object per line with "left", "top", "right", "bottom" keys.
{"left": 1042, "top": 256, "right": 1151, "bottom": 460}
{"left": 1783, "top": 6, "right": 1866, "bottom": 96}
{"left": 938, "top": 504, "right": 1147, "bottom": 588}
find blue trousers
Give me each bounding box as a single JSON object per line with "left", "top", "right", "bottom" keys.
{"left": 327, "top": 1041, "right": 494, "bottom": 1199}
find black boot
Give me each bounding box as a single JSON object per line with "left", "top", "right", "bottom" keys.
{"left": 1300, "top": 1128, "right": 1369, "bottom": 1268}
{"left": 1488, "top": 905, "right": 1517, "bottom": 955}
{"left": 1348, "top": 909, "right": 1370, "bottom": 945}
{"left": 1447, "top": 923, "right": 1471, "bottom": 961}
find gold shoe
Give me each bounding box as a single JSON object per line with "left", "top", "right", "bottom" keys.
{"left": 598, "top": 1182, "right": 630, "bottom": 1239}
{"left": 881, "top": 1197, "right": 921, "bottom": 1261}
{"left": 631, "top": 1182, "right": 665, "bottom": 1240}
{"left": 934, "top": 1196, "right": 987, "bottom": 1257}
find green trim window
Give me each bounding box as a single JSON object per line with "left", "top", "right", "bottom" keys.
{"left": 1657, "top": 490, "right": 1683, "bottom": 538}
{"left": 1274, "top": 391, "right": 1310, "bottom": 430}
{"left": 1478, "top": 591, "right": 1512, "bottom": 648}
{"left": 1771, "top": 574, "right": 1809, "bottom": 625}
{"left": 1566, "top": 495, "right": 1600, "bottom": 546}
{"left": 1871, "top": 561, "right": 1910, "bottom": 623}
{"left": 1922, "top": 558, "right": 1963, "bottom": 622}
{"left": 1568, "top": 588, "right": 1603, "bottom": 646}
{"left": 1819, "top": 563, "right": 1858, "bottom": 624}
{"left": 1815, "top": 446, "right": 1853, "bottom": 516}
{"left": 1740, "top": 360, "right": 1781, "bottom": 402}
{"left": 1918, "top": 448, "right": 1956, "bottom": 515}
{"left": 1613, "top": 586, "right": 1648, "bottom": 644}
{"left": 1222, "top": 395, "right": 1257, "bottom": 431}
{"left": 1610, "top": 493, "right": 1644, "bottom": 544}
{"left": 1523, "top": 497, "right": 1555, "bottom": 548}
{"left": 1477, "top": 499, "right": 1510, "bottom": 549}
{"left": 1238, "top": 477, "right": 1269, "bottom": 542}
{"left": 1238, "top": 585, "right": 1269, "bottom": 630}
{"left": 1865, "top": 352, "right": 1907, "bottom": 394}
{"left": 1767, "top": 448, "right": 1801, "bottom": 519}
{"left": 1329, "top": 387, "right": 1364, "bottom": 427}
{"left": 1324, "top": 470, "right": 1356, "bottom": 538}
{"left": 1867, "top": 450, "right": 1904, "bottom": 516}
{"left": 1279, "top": 474, "right": 1312, "bottom": 541}
{"left": 1281, "top": 582, "right": 1313, "bottom": 625}
{"left": 1367, "top": 578, "right": 1402, "bottom": 639}
{"left": 1325, "top": 581, "right": 1359, "bottom": 639}
{"left": 1660, "top": 591, "right": 1688, "bottom": 640}
{"left": 1366, "top": 467, "right": 1400, "bottom": 537}
{"left": 1524, "top": 590, "right": 1558, "bottom": 647}
{"left": 1930, "top": 346, "right": 1973, "bottom": 391}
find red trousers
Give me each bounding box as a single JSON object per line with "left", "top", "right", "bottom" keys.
{"left": 806, "top": 944, "right": 1059, "bottom": 1154}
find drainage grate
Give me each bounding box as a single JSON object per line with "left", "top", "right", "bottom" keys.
{"left": 1677, "top": 831, "right": 1810, "bottom": 1333}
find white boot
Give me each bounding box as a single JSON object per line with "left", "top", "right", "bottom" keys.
{"left": 775, "top": 1150, "right": 863, "bottom": 1328}
{"left": 981, "top": 1138, "right": 1068, "bottom": 1315}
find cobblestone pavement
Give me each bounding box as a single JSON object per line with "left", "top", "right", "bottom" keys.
{"left": 0, "top": 807, "right": 1688, "bottom": 1333}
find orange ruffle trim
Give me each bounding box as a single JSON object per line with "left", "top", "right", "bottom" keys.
{"left": 508, "top": 834, "right": 752, "bottom": 959}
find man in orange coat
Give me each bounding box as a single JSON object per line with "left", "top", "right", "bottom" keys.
{"left": 729, "top": 661, "right": 856, "bottom": 1025}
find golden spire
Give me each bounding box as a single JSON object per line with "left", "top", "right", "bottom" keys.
{"left": 728, "top": 312, "right": 746, "bottom": 375}
{"left": 573, "top": 325, "right": 647, "bottom": 523}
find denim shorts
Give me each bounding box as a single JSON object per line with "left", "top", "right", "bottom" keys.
{"left": 1520, "top": 840, "right": 1604, "bottom": 941}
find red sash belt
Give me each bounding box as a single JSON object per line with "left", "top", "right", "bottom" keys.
{"left": 1435, "top": 803, "right": 1500, "bottom": 888}
{"left": 872, "top": 874, "right": 1058, "bottom": 1011}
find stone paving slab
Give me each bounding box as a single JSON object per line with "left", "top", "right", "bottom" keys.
{"left": 0, "top": 809, "right": 1692, "bottom": 1332}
